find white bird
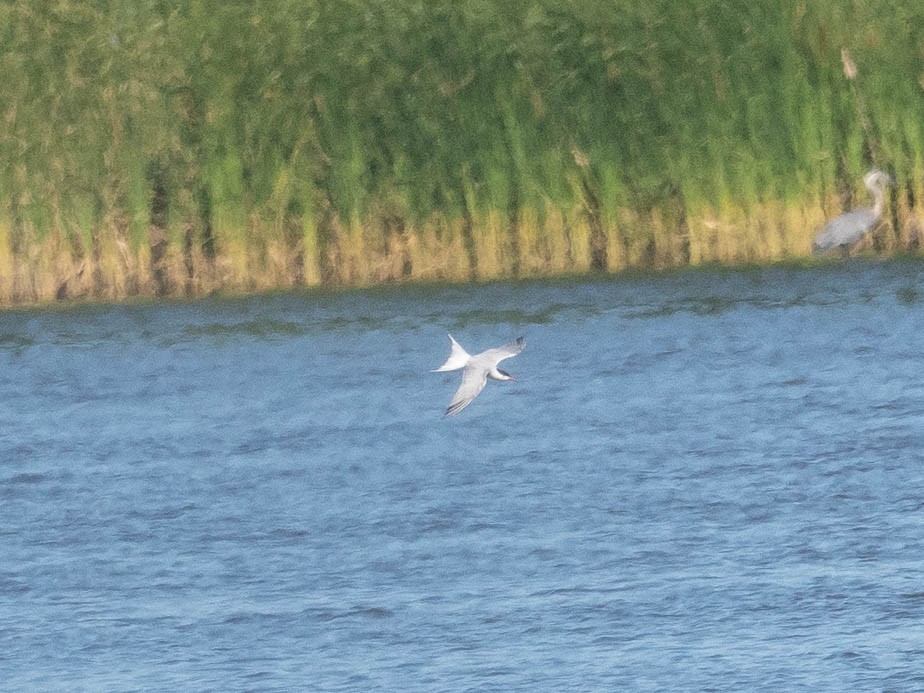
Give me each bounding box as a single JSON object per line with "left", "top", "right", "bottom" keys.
{"left": 812, "top": 169, "right": 894, "bottom": 254}
{"left": 432, "top": 334, "right": 525, "bottom": 416}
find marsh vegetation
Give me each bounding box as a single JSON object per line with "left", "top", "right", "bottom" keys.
{"left": 1, "top": 0, "right": 921, "bottom": 304}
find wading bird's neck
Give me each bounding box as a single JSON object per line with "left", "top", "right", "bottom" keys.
{"left": 870, "top": 187, "right": 886, "bottom": 219}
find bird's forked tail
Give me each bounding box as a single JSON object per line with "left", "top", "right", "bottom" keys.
{"left": 431, "top": 334, "right": 470, "bottom": 372}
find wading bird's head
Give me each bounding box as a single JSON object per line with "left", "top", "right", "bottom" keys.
{"left": 864, "top": 169, "right": 894, "bottom": 191}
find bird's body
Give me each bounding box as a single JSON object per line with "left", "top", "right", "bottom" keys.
{"left": 432, "top": 334, "right": 525, "bottom": 416}
{"left": 813, "top": 169, "right": 893, "bottom": 254}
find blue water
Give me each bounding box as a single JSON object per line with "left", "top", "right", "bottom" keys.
{"left": 3, "top": 261, "right": 924, "bottom": 691}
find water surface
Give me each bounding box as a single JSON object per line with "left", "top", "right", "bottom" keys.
{"left": 2, "top": 261, "right": 924, "bottom": 691}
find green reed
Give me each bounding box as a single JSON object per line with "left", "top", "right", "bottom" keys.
{"left": 0, "top": 0, "right": 921, "bottom": 304}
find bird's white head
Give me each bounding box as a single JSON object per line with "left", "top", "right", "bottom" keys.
{"left": 864, "top": 169, "right": 894, "bottom": 191}
{"left": 491, "top": 367, "right": 516, "bottom": 382}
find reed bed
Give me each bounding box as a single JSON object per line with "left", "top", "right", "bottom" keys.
{"left": 0, "top": 0, "right": 921, "bottom": 305}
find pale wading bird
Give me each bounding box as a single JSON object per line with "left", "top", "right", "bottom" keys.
{"left": 432, "top": 334, "right": 525, "bottom": 416}
{"left": 812, "top": 169, "right": 894, "bottom": 255}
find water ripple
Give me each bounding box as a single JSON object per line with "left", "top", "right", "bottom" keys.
{"left": 2, "top": 261, "right": 924, "bottom": 691}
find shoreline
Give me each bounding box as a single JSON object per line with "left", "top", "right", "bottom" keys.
{"left": 1, "top": 209, "right": 920, "bottom": 311}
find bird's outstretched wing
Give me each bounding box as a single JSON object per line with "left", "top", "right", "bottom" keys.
{"left": 480, "top": 336, "right": 525, "bottom": 365}
{"left": 445, "top": 366, "right": 489, "bottom": 416}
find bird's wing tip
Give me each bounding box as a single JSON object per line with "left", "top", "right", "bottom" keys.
{"left": 444, "top": 403, "right": 465, "bottom": 417}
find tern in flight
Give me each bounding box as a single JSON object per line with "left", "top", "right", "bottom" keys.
{"left": 432, "top": 334, "right": 525, "bottom": 416}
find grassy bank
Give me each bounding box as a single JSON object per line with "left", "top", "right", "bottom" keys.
{"left": 0, "top": 0, "right": 922, "bottom": 305}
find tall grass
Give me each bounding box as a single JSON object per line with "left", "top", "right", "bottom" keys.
{"left": 0, "top": 0, "right": 921, "bottom": 304}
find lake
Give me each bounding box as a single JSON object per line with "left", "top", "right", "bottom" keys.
{"left": 2, "top": 260, "right": 924, "bottom": 691}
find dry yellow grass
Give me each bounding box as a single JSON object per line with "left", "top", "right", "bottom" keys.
{"left": 0, "top": 194, "right": 919, "bottom": 307}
